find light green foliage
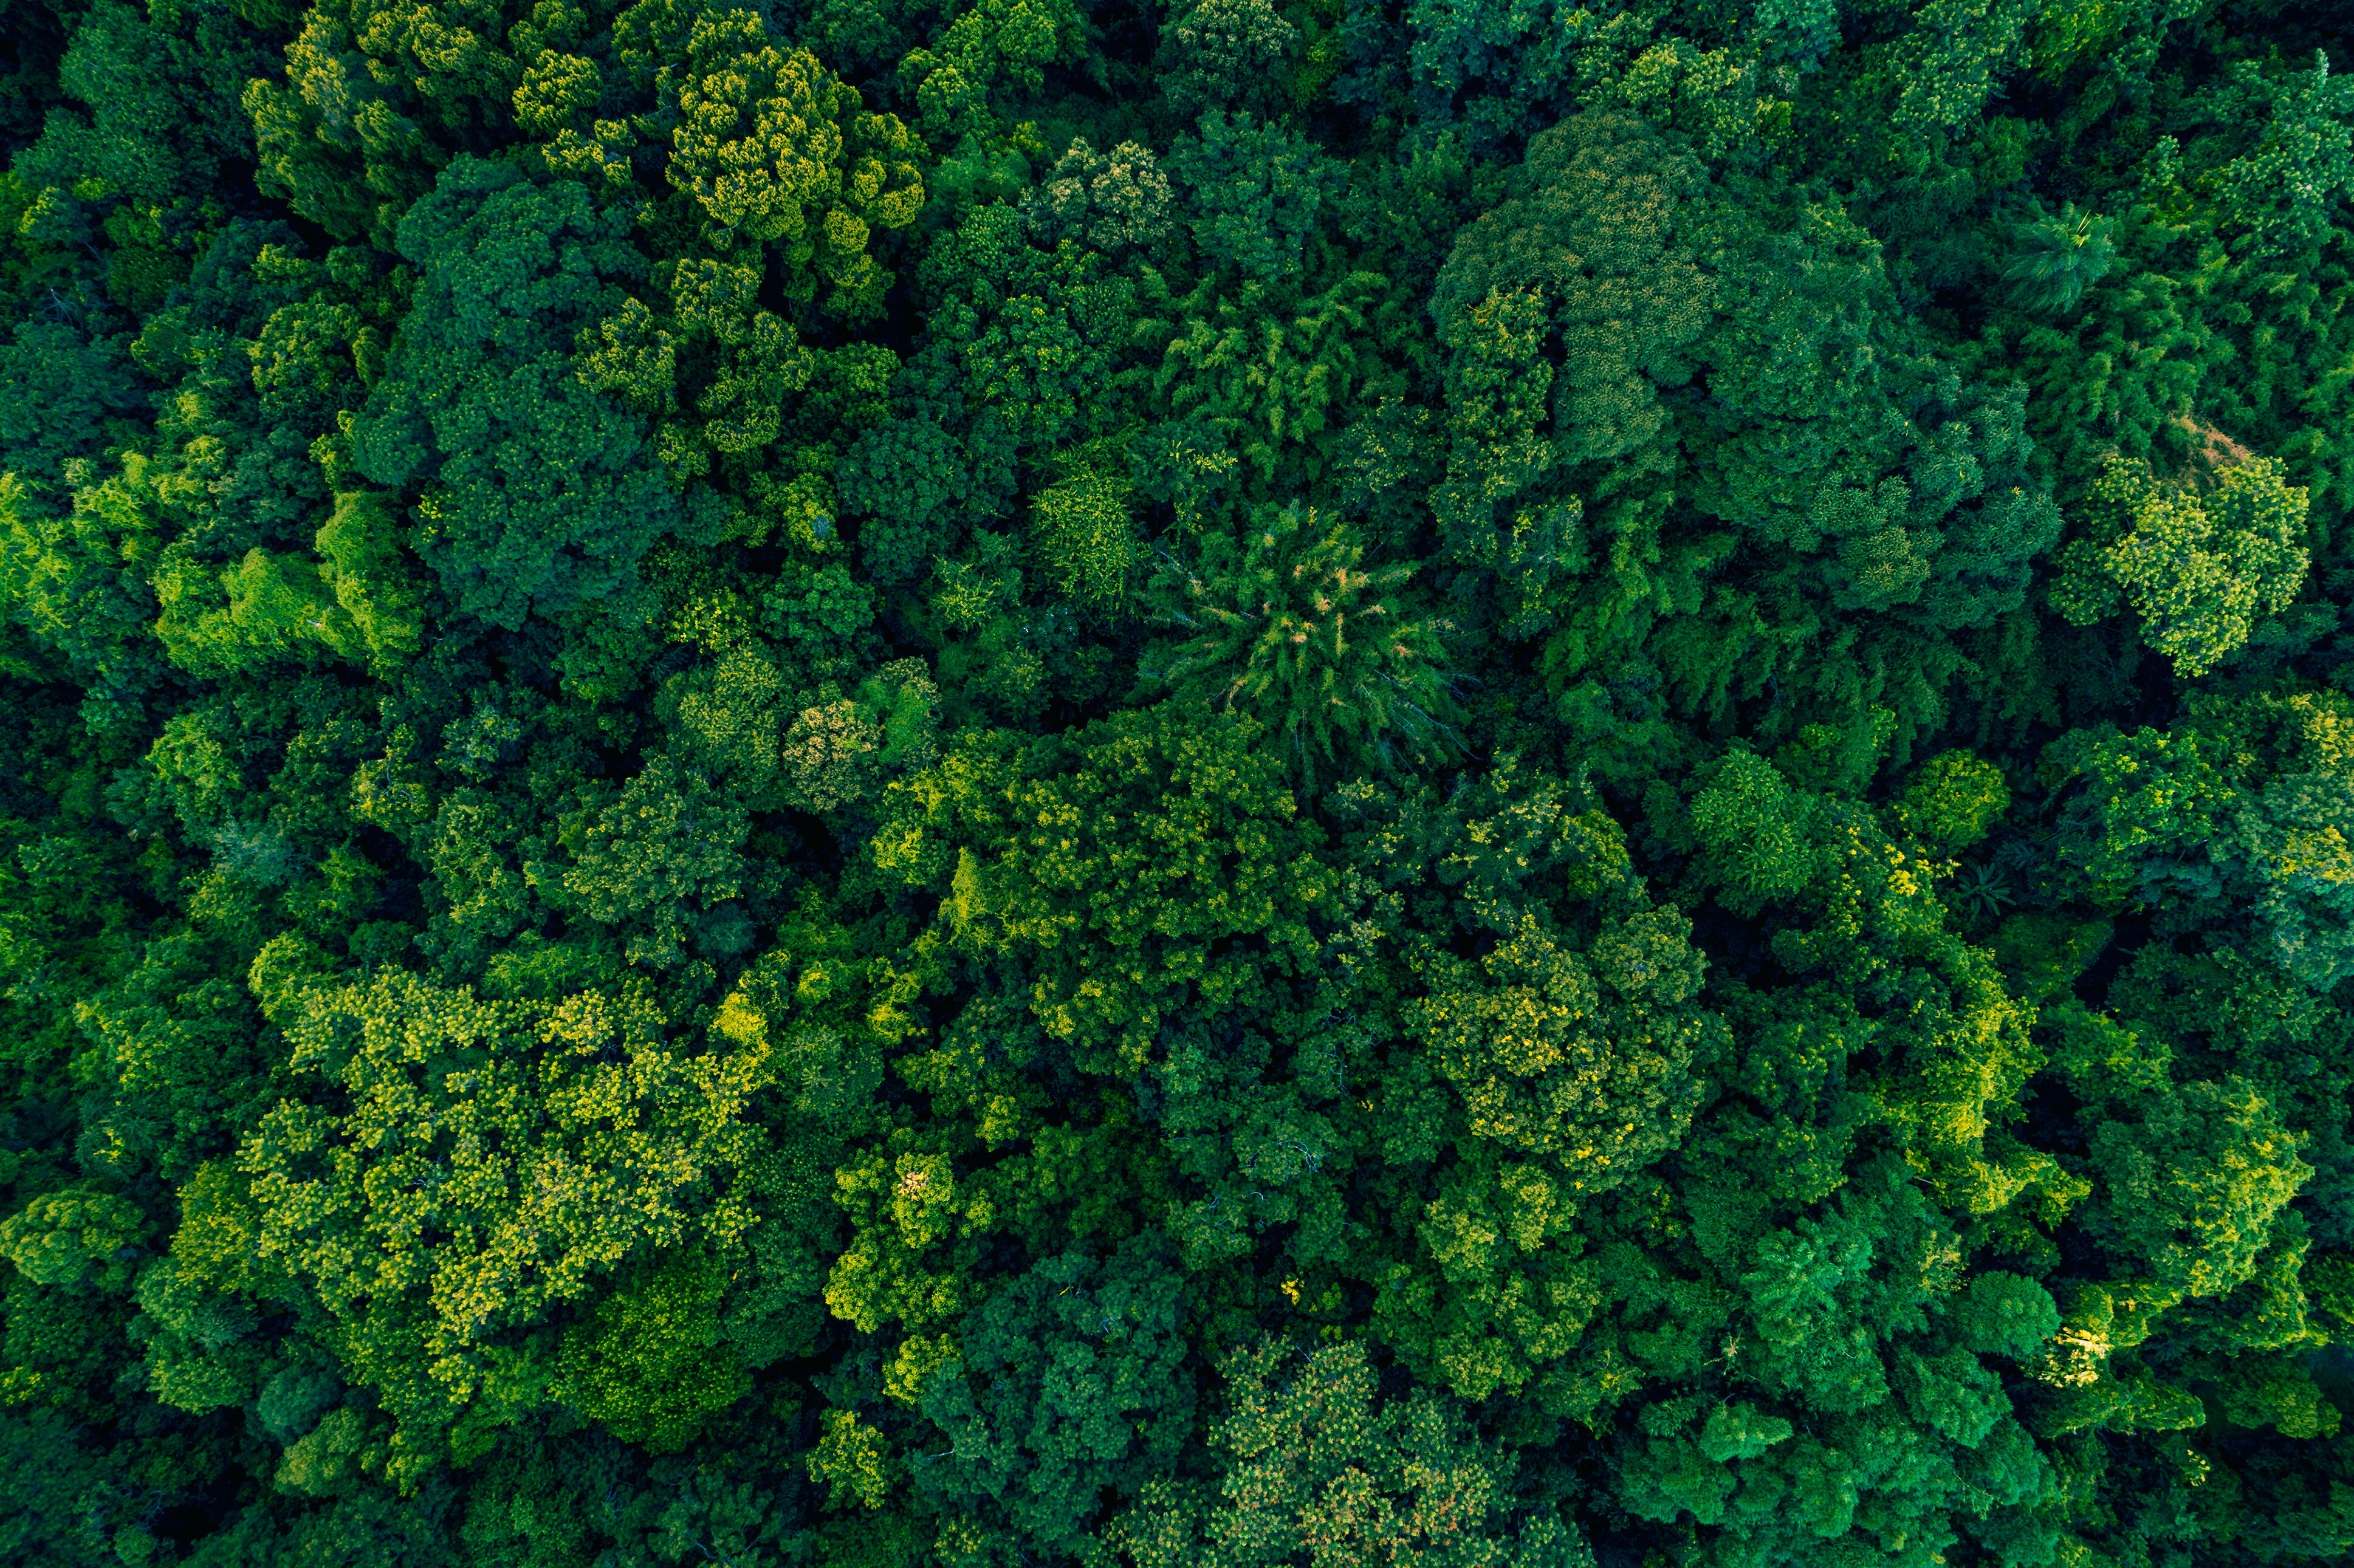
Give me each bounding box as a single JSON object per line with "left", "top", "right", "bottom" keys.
{"left": 2054, "top": 453, "right": 2310, "bottom": 676}
{"left": 772, "top": 660, "right": 939, "bottom": 814}
{"left": 872, "top": 704, "right": 1330, "bottom": 1069}
{"left": 899, "top": 0, "right": 1085, "bottom": 142}
{"left": 246, "top": 296, "right": 368, "bottom": 425}
{"left": 825, "top": 1142, "right": 992, "bottom": 1335}
{"left": 0, "top": 1186, "right": 145, "bottom": 1289}
{"left": 243, "top": 0, "right": 494, "bottom": 245}
{"left": 572, "top": 293, "right": 680, "bottom": 414}
{"left": 1597, "top": 36, "right": 1781, "bottom": 162}
{"left": 652, "top": 258, "right": 820, "bottom": 467}
{"left": 152, "top": 545, "right": 348, "bottom": 674}
{"left": 1690, "top": 750, "right": 1829, "bottom": 906}
{"left": 0, "top": 458, "right": 164, "bottom": 700}
{"left": 152, "top": 491, "right": 427, "bottom": 676}
{"left": 312, "top": 491, "right": 428, "bottom": 663}
{"left": 2048, "top": 691, "right": 2354, "bottom": 988}
{"left": 1029, "top": 464, "right": 1137, "bottom": 614}
{"left": 1107, "top": 1335, "right": 1594, "bottom": 1568}
{"left": 2205, "top": 50, "right": 2354, "bottom": 259}
{"left": 1023, "top": 138, "right": 1173, "bottom": 253}
{"left": 659, "top": 608, "right": 785, "bottom": 790}
{"left": 2046, "top": 721, "right": 2237, "bottom": 895}
{"left": 810, "top": 1408, "right": 891, "bottom": 1510}
{"left": 1370, "top": 1137, "right": 1605, "bottom": 1405}
{"left": 1407, "top": 911, "right": 1707, "bottom": 1198}
{"left": 1876, "top": 0, "right": 2042, "bottom": 148}
{"left": 779, "top": 699, "right": 880, "bottom": 812}
{"left": 238, "top": 971, "right": 768, "bottom": 1467}
{"left": 1143, "top": 503, "right": 1458, "bottom": 781}
{"left": 1351, "top": 763, "right": 1715, "bottom": 1405}
{"left": 1137, "top": 267, "right": 1397, "bottom": 504}
{"left": 512, "top": 47, "right": 600, "bottom": 140}
{"left": 1430, "top": 282, "right": 1579, "bottom": 635}
{"left": 668, "top": 12, "right": 923, "bottom": 312}
{"left": 2080, "top": 1077, "right": 2310, "bottom": 1305}
{"left": 1896, "top": 751, "right": 2011, "bottom": 852}
{"left": 559, "top": 1248, "right": 749, "bottom": 1450}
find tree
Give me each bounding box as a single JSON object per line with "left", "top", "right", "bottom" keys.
{"left": 1895, "top": 751, "right": 2010, "bottom": 853}
{"left": 2002, "top": 203, "right": 2116, "bottom": 314}
{"left": 1023, "top": 138, "right": 1173, "bottom": 255}
{"left": 665, "top": 11, "right": 924, "bottom": 315}
{"left": 151, "top": 489, "right": 427, "bottom": 676}
{"left": 350, "top": 156, "right": 678, "bottom": 631}
{"left": 896, "top": 0, "right": 1085, "bottom": 144}
{"left": 1348, "top": 761, "right": 1719, "bottom": 1407}
{"left": 911, "top": 1235, "right": 1192, "bottom": 1553}
{"left": 1431, "top": 112, "right": 1714, "bottom": 479}
{"left": 840, "top": 417, "right": 972, "bottom": 586}
{"left": 2204, "top": 50, "right": 2354, "bottom": 261}
{"left": 1406, "top": 911, "right": 1707, "bottom": 1197}
{"left": 2045, "top": 687, "right": 2354, "bottom": 990}
{"left": 558, "top": 1247, "right": 751, "bottom": 1451}
{"left": 1688, "top": 749, "right": 1831, "bottom": 909}
{"left": 558, "top": 756, "right": 750, "bottom": 968}
{"left": 1135, "top": 266, "right": 1398, "bottom": 509}
{"left": 870, "top": 704, "right": 1332, "bottom": 1072}
{"left": 0, "top": 456, "right": 168, "bottom": 726}
{"left": 2052, "top": 452, "right": 2310, "bottom": 677}
{"left": 1141, "top": 502, "right": 1460, "bottom": 782}
{"left": 1159, "top": 0, "right": 1297, "bottom": 120}
{"left": 1166, "top": 112, "right": 1342, "bottom": 284}
{"left": 0, "top": 1185, "right": 145, "bottom": 1289}
{"left": 236, "top": 970, "right": 770, "bottom": 1477}
{"left": 1030, "top": 462, "right": 1138, "bottom": 615}
{"left": 1107, "top": 1335, "right": 1594, "bottom": 1568}
{"left": 2078, "top": 1077, "right": 2310, "bottom": 1306}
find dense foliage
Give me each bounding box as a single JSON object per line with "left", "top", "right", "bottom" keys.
{"left": 2, "top": 0, "right": 2353, "bottom": 1563}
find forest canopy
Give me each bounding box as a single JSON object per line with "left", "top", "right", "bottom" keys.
{"left": 2, "top": 0, "right": 2354, "bottom": 1564}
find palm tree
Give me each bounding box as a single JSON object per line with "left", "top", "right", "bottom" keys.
{"left": 1946, "top": 861, "right": 2019, "bottom": 925}
{"left": 1142, "top": 503, "right": 1462, "bottom": 782}
{"left": 2003, "top": 203, "right": 2116, "bottom": 315}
